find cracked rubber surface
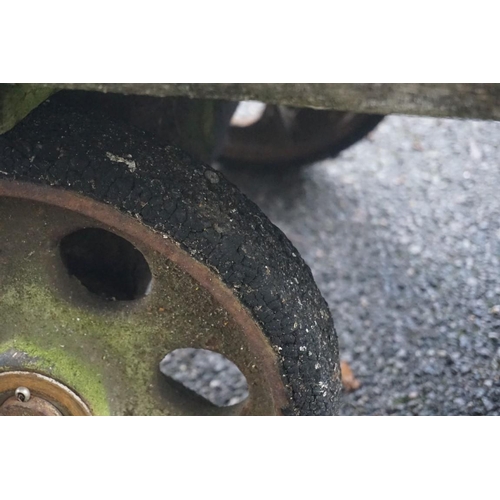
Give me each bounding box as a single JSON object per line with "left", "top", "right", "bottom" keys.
{"left": 0, "top": 96, "right": 341, "bottom": 415}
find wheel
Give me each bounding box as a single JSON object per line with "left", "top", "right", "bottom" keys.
{"left": 0, "top": 96, "right": 341, "bottom": 415}
{"left": 218, "top": 103, "right": 384, "bottom": 168}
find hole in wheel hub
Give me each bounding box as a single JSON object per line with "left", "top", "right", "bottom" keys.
{"left": 0, "top": 182, "right": 289, "bottom": 415}
{"left": 60, "top": 227, "right": 152, "bottom": 301}
{"left": 0, "top": 371, "right": 92, "bottom": 416}
{"left": 159, "top": 348, "right": 249, "bottom": 407}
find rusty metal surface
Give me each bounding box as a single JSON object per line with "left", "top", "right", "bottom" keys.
{"left": 0, "top": 372, "right": 90, "bottom": 416}
{"left": 0, "top": 180, "right": 288, "bottom": 415}
{"left": 0, "top": 395, "right": 62, "bottom": 416}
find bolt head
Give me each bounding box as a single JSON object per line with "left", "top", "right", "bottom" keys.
{"left": 15, "top": 387, "right": 31, "bottom": 403}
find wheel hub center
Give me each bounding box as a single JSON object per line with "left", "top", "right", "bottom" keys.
{"left": 0, "top": 394, "right": 62, "bottom": 416}
{"left": 0, "top": 371, "right": 91, "bottom": 416}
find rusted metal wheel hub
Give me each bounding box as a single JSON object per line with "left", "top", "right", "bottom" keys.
{"left": 0, "top": 371, "right": 91, "bottom": 416}
{"left": 0, "top": 180, "right": 287, "bottom": 415}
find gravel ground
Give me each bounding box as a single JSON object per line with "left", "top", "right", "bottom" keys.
{"left": 217, "top": 115, "right": 500, "bottom": 415}
{"left": 160, "top": 349, "right": 249, "bottom": 407}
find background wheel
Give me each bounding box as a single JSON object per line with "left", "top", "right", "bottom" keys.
{"left": 219, "top": 103, "right": 384, "bottom": 168}
{"left": 0, "top": 96, "right": 341, "bottom": 415}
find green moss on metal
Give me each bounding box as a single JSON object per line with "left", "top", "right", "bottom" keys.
{"left": 0, "top": 280, "right": 162, "bottom": 415}
{"left": 0, "top": 337, "right": 110, "bottom": 416}
{"left": 1, "top": 196, "right": 276, "bottom": 415}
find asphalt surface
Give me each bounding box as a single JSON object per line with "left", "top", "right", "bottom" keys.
{"left": 217, "top": 115, "right": 500, "bottom": 415}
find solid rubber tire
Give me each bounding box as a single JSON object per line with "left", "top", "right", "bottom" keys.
{"left": 0, "top": 96, "right": 342, "bottom": 415}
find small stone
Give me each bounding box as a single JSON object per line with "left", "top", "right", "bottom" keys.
{"left": 409, "top": 244, "right": 422, "bottom": 255}
{"left": 204, "top": 170, "right": 219, "bottom": 184}
{"left": 482, "top": 397, "right": 495, "bottom": 412}
{"left": 489, "top": 305, "right": 500, "bottom": 315}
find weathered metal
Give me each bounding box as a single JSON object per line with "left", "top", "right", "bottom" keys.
{"left": 0, "top": 395, "right": 62, "bottom": 416}
{"left": 14, "top": 386, "right": 31, "bottom": 402}
{"left": 0, "top": 371, "right": 91, "bottom": 416}
{"left": 0, "top": 179, "right": 288, "bottom": 415}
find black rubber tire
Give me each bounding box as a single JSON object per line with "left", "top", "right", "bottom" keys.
{"left": 0, "top": 96, "right": 341, "bottom": 415}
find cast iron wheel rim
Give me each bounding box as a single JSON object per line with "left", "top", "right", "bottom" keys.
{"left": 219, "top": 105, "right": 384, "bottom": 168}
{"left": 0, "top": 181, "right": 288, "bottom": 415}
{"left": 0, "top": 96, "right": 341, "bottom": 415}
